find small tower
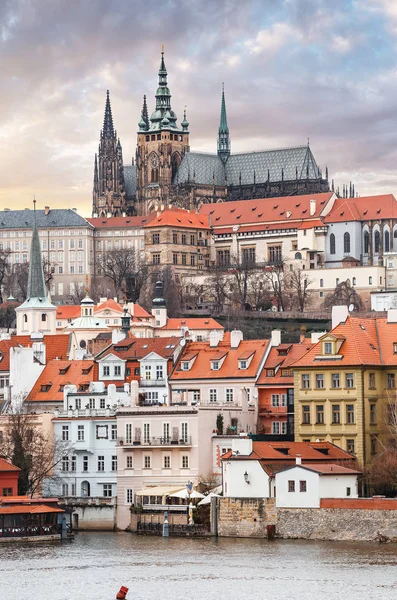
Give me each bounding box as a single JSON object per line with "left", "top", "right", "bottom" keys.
{"left": 16, "top": 202, "right": 56, "bottom": 336}
{"left": 151, "top": 281, "right": 167, "bottom": 328}
{"left": 121, "top": 303, "right": 131, "bottom": 338}
{"left": 217, "top": 84, "right": 230, "bottom": 163}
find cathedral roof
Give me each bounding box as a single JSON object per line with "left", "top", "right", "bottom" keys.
{"left": 0, "top": 208, "right": 92, "bottom": 230}
{"left": 175, "top": 145, "right": 322, "bottom": 187}
{"left": 124, "top": 165, "right": 136, "bottom": 197}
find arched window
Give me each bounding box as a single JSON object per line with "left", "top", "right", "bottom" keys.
{"left": 41, "top": 313, "right": 47, "bottom": 322}
{"left": 81, "top": 481, "right": 90, "bottom": 497}
{"left": 330, "top": 233, "right": 336, "bottom": 255}
{"left": 344, "top": 232, "right": 350, "bottom": 254}
{"left": 151, "top": 168, "right": 159, "bottom": 183}
{"left": 394, "top": 229, "right": 397, "bottom": 239}
{"left": 385, "top": 230, "right": 390, "bottom": 252}
{"left": 336, "top": 278, "right": 340, "bottom": 286}
{"left": 171, "top": 153, "right": 181, "bottom": 181}
{"left": 364, "top": 231, "right": 369, "bottom": 255}
{"left": 352, "top": 277, "right": 356, "bottom": 286}
{"left": 374, "top": 230, "right": 380, "bottom": 254}
{"left": 320, "top": 279, "right": 324, "bottom": 288}
{"left": 23, "top": 314, "right": 27, "bottom": 323}
{"left": 295, "top": 252, "right": 302, "bottom": 260}
{"left": 369, "top": 276, "right": 373, "bottom": 285}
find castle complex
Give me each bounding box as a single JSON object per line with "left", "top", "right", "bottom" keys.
{"left": 92, "top": 49, "right": 330, "bottom": 217}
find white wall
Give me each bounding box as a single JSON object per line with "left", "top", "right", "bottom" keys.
{"left": 9, "top": 347, "right": 45, "bottom": 407}
{"left": 222, "top": 459, "right": 270, "bottom": 498}
{"left": 319, "top": 474, "right": 358, "bottom": 498}
{"left": 276, "top": 467, "right": 320, "bottom": 508}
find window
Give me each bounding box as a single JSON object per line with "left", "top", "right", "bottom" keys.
{"left": 71, "top": 456, "right": 76, "bottom": 472}
{"left": 268, "top": 246, "right": 282, "bottom": 263}
{"left": 370, "top": 435, "right": 377, "bottom": 455}
{"left": 370, "top": 403, "right": 376, "bottom": 425}
{"left": 181, "top": 233, "right": 187, "bottom": 245}
{"left": 217, "top": 249, "right": 230, "bottom": 266}
{"left": 346, "top": 486, "right": 351, "bottom": 497}
{"left": 152, "top": 253, "right": 160, "bottom": 265}
{"left": 181, "top": 423, "right": 188, "bottom": 443}
{"left": 163, "top": 422, "right": 170, "bottom": 442}
{"left": 103, "top": 365, "right": 110, "bottom": 377}
{"left": 271, "top": 394, "right": 280, "bottom": 407}
{"left": 126, "top": 456, "right": 133, "bottom": 468}
{"left": 288, "top": 480, "right": 295, "bottom": 492}
{"left": 316, "top": 405, "right": 324, "bottom": 424}
{"left": 330, "top": 233, "right": 336, "bottom": 255}
{"left": 332, "top": 373, "right": 340, "bottom": 389}
{"left": 302, "top": 405, "right": 311, "bottom": 424}
{"left": 114, "top": 365, "right": 121, "bottom": 377}
{"left": 98, "top": 456, "right": 105, "bottom": 471}
{"left": 126, "top": 423, "right": 132, "bottom": 444}
{"left": 143, "top": 423, "right": 150, "bottom": 444}
{"left": 163, "top": 455, "right": 171, "bottom": 469}
{"left": 225, "top": 389, "right": 234, "bottom": 403}
{"left": 267, "top": 369, "right": 274, "bottom": 377}
{"left": 272, "top": 422, "right": 280, "bottom": 434}
{"left": 301, "top": 374, "right": 310, "bottom": 389}
{"left": 352, "top": 277, "right": 356, "bottom": 286}
{"left": 144, "top": 455, "right": 151, "bottom": 469}
{"left": 182, "top": 455, "right": 189, "bottom": 468}
{"left": 111, "top": 424, "right": 117, "bottom": 440}
{"left": 190, "top": 234, "right": 195, "bottom": 245}
{"left": 181, "top": 254, "right": 187, "bottom": 265}
{"left": 62, "top": 483, "right": 68, "bottom": 496}
{"left": 324, "top": 342, "right": 333, "bottom": 355}
{"left": 152, "top": 233, "right": 160, "bottom": 244}
{"left": 62, "top": 456, "right": 69, "bottom": 472}
{"left": 103, "top": 484, "right": 112, "bottom": 498}
{"left": 190, "top": 255, "right": 195, "bottom": 266}
{"left": 316, "top": 374, "right": 324, "bottom": 389}
{"left": 181, "top": 361, "right": 190, "bottom": 371}
{"left": 111, "top": 455, "right": 117, "bottom": 471}
{"left": 2, "top": 488, "right": 12, "bottom": 496}
{"left": 345, "top": 373, "right": 354, "bottom": 388}
{"left": 387, "top": 373, "right": 395, "bottom": 389}
{"left": 320, "top": 278, "right": 324, "bottom": 288}
{"left": 332, "top": 404, "right": 340, "bottom": 424}
{"left": 239, "top": 360, "right": 247, "bottom": 370}
{"left": 77, "top": 425, "right": 85, "bottom": 441}
{"left": 299, "top": 480, "right": 307, "bottom": 493}
{"left": 343, "top": 232, "right": 350, "bottom": 254}
{"left": 100, "top": 398, "right": 106, "bottom": 409}
{"left": 394, "top": 342, "right": 397, "bottom": 355}
{"left": 83, "top": 456, "right": 88, "bottom": 472}
{"left": 62, "top": 425, "right": 69, "bottom": 441}
{"left": 209, "top": 389, "right": 217, "bottom": 403}
{"left": 374, "top": 230, "right": 380, "bottom": 254}
{"left": 193, "top": 390, "right": 200, "bottom": 403}
{"left": 385, "top": 230, "right": 390, "bottom": 252}
{"left": 364, "top": 231, "right": 369, "bottom": 254}
{"left": 75, "top": 398, "right": 81, "bottom": 410}
{"left": 173, "top": 253, "right": 178, "bottom": 265}
{"left": 346, "top": 439, "right": 355, "bottom": 454}
{"left": 126, "top": 489, "right": 133, "bottom": 504}
{"left": 173, "top": 232, "right": 178, "bottom": 244}
{"left": 242, "top": 247, "right": 256, "bottom": 265}
{"left": 346, "top": 404, "right": 355, "bottom": 424}
{"left": 369, "top": 276, "right": 372, "bottom": 285}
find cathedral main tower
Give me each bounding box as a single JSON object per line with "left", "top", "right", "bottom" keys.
{"left": 135, "top": 48, "right": 190, "bottom": 216}
{"left": 92, "top": 90, "right": 127, "bottom": 217}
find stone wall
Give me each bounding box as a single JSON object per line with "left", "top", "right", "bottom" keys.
{"left": 218, "top": 498, "right": 277, "bottom": 538}
{"left": 277, "top": 507, "right": 397, "bottom": 542}
{"left": 71, "top": 505, "right": 116, "bottom": 531}
{"left": 129, "top": 512, "right": 188, "bottom": 533}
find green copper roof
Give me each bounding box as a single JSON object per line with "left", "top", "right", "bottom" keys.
{"left": 218, "top": 84, "right": 230, "bottom": 162}
{"left": 219, "top": 84, "right": 229, "bottom": 134}
{"left": 149, "top": 49, "right": 181, "bottom": 132}
{"left": 27, "top": 203, "right": 47, "bottom": 300}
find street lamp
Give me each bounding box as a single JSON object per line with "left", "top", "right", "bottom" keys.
{"left": 244, "top": 471, "right": 250, "bottom": 484}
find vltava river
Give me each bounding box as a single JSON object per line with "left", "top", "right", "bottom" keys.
{"left": 0, "top": 533, "right": 396, "bottom": 600}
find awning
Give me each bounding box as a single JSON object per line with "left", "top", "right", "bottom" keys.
{"left": 136, "top": 486, "right": 184, "bottom": 497}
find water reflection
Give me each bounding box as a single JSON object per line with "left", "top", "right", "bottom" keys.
{"left": 1, "top": 533, "right": 396, "bottom": 600}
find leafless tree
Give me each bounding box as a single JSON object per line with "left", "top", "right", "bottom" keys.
{"left": 69, "top": 281, "right": 87, "bottom": 304}
{"left": 262, "top": 261, "right": 289, "bottom": 311}
{"left": 288, "top": 267, "right": 313, "bottom": 312}
{"left": 98, "top": 247, "right": 147, "bottom": 301}
{"left": 0, "top": 404, "right": 73, "bottom": 496}
{"left": 0, "top": 250, "right": 12, "bottom": 303}
{"left": 366, "top": 392, "right": 397, "bottom": 494}
{"left": 324, "top": 280, "right": 364, "bottom": 311}
{"left": 8, "top": 258, "right": 56, "bottom": 301}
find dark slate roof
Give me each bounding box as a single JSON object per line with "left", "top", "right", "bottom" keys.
{"left": 27, "top": 216, "right": 47, "bottom": 300}
{"left": 175, "top": 146, "right": 321, "bottom": 186}
{"left": 0, "top": 209, "right": 92, "bottom": 230}
{"left": 124, "top": 165, "right": 137, "bottom": 197}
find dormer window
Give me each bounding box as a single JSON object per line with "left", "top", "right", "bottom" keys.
{"left": 323, "top": 342, "right": 333, "bottom": 355}
{"left": 211, "top": 360, "right": 220, "bottom": 371}
{"left": 40, "top": 384, "right": 51, "bottom": 392}
{"left": 393, "top": 343, "right": 397, "bottom": 355}
{"left": 238, "top": 360, "right": 247, "bottom": 370}
{"left": 267, "top": 369, "right": 274, "bottom": 377}
{"left": 103, "top": 366, "right": 110, "bottom": 377}
{"left": 181, "top": 361, "right": 190, "bottom": 371}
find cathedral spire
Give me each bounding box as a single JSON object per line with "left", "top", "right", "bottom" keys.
{"left": 28, "top": 199, "right": 47, "bottom": 301}
{"left": 149, "top": 46, "right": 179, "bottom": 131}
{"left": 218, "top": 83, "right": 230, "bottom": 163}
{"left": 103, "top": 90, "right": 114, "bottom": 138}
{"left": 138, "top": 94, "right": 149, "bottom": 131}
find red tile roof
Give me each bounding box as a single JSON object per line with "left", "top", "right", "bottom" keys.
{"left": 200, "top": 192, "right": 334, "bottom": 228}
{"left": 223, "top": 441, "right": 354, "bottom": 463}
{"left": 98, "top": 337, "right": 180, "bottom": 361}
{"left": 56, "top": 305, "right": 80, "bottom": 320}
{"left": 0, "top": 504, "right": 63, "bottom": 514}
{"left": 0, "top": 457, "right": 20, "bottom": 472}
{"left": 0, "top": 334, "right": 70, "bottom": 372}
{"left": 171, "top": 339, "right": 269, "bottom": 380}
{"left": 161, "top": 317, "right": 223, "bottom": 331}
{"left": 88, "top": 216, "right": 154, "bottom": 228}
{"left": 324, "top": 194, "right": 397, "bottom": 223}
{"left": 257, "top": 342, "right": 313, "bottom": 385}
{"left": 94, "top": 299, "right": 123, "bottom": 313}
{"left": 144, "top": 207, "right": 210, "bottom": 230}
{"left": 297, "top": 463, "right": 361, "bottom": 475}
{"left": 26, "top": 359, "right": 96, "bottom": 403}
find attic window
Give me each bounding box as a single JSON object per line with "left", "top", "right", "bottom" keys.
{"left": 142, "top": 344, "right": 148, "bottom": 348}
{"left": 267, "top": 369, "right": 274, "bottom": 377}
{"left": 251, "top": 207, "right": 257, "bottom": 211}
{"left": 59, "top": 366, "right": 70, "bottom": 375}
{"left": 216, "top": 217, "right": 220, "bottom": 221}
{"left": 340, "top": 211, "right": 344, "bottom": 216}
{"left": 211, "top": 360, "right": 220, "bottom": 371}
{"left": 238, "top": 360, "right": 247, "bottom": 370}
{"left": 82, "top": 366, "right": 92, "bottom": 374}
{"left": 230, "top": 209, "right": 235, "bottom": 213}
{"left": 377, "top": 209, "right": 381, "bottom": 214}
{"left": 323, "top": 342, "right": 333, "bottom": 355}
{"left": 278, "top": 349, "right": 288, "bottom": 356}
{"left": 40, "top": 384, "right": 52, "bottom": 392}
{"left": 393, "top": 342, "right": 397, "bottom": 354}
{"left": 59, "top": 384, "right": 65, "bottom": 392}
{"left": 176, "top": 218, "right": 181, "bottom": 223}
{"left": 277, "top": 447, "right": 289, "bottom": 455}
{"left": 280, "top": 211, "right": 285, "bottom": 216}
{"left": 78, "top": 384, "right": 89, "bottom": 392}
{"left": 296, "top": 203, "right": 301, "bottom": 207}
{"left": 370, "top": 344, "right": 376, "bottom": 350}
{"left": 181, "top": 361, "right": 190, "bottom": 371}
{"left": 302, "top": 209, "right": 307, "bottom": 214}
{"left": 236, "top": 215, "right": 241, "bottom": 219}
{"left": 316, "top": 447, "right": 329, "bottom": 455}
{"left": 258, "top": 213, "right": 263, "bottom": 217}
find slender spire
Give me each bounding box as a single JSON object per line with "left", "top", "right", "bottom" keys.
{"left": 103, "top": 90, "right": 114, "bottom": 138}
{"left": 149, "top": 46, "right": 179, "bottom": 131}
{"left": 181, "top": 106, "right": 189, "bottom": 131}
{"left": 94, "top": 153, "right": 98, "bottom": 183}
{"left": 138, "top": 95, "right": 149, "bottom": 131}
{"left": 217, "top": 83, "right": 230, "bottom": 163}
{"left": 27, "top": 200, "right": 47, "bottom": 300}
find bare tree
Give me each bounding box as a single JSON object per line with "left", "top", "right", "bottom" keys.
{"left": 324, "top": 280, "right": 364, "bottom": 311}
{"left": 263, "top": 261, "right": 289, "bottom": 311}
{"left": 0, "top": 305, "right": 16, "bottom": 330}
{"left": 0, "top": 405, "right": 73, "bottom": 496}
{"left": 288, "top": 267, "right": 313, "bottom": 312}
{"left": 367, "top": 393, "right": 397, "bottom": 495}
{"left": 69, "top": 281, "right": 86, "bottom": 304}
{"left": 0, "top": 250, "right": 12, "bottom": 303}
{"left": 8, "top": 258, "right": 56, "bottom": 301}
{"left": 99, "top": 247, "right": 146, "bottom": 300}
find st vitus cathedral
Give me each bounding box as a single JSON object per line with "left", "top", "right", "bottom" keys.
{"left": 92, "top": 49, "right": 330, "bottom": 217}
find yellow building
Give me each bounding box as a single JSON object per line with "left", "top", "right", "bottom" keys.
{"left": 292, "top": 314, "right": 397, "bottom": 467}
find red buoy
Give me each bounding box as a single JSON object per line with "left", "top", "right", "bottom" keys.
{"left": 116, "top": 586, "right": 129, "bottom": 599}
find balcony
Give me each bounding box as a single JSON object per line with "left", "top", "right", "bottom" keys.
{"left": 118, "top": 436, "right": 192, "bottom": 447}
{"left": 140, "top": 378, "right": 166, "bottom": 387}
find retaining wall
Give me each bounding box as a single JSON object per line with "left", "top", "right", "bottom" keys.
{"left": 218, "top": 498, "right": 277, "bottom": 538}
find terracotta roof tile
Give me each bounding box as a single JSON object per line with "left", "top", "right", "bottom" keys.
{"left": 324, "top": 194, "right": 397, "bottom": 223}
{"left": 0, "top": 334, "right": 70, "bottom": 372}
{"left": 0, "top": 504, "right": 63, "bottom": 515}
{"left": 257, "top": 343, "right": 312, "bottom": 385}
{"left": 88, "top": 215, "right": 154, "bottom": 228}
{"left": 98, "top": 337, "right": 180, "bottom": 361}
{"left": 161, "top": 318, "right": 223, "bottom": 331}
{"left": 26, "top": 359, "right": 96, "bottom": 403}
{"left": 0, "top": 457, "right": 20, "bottom": 472}
{"left": 144, "top": 207, "right": 210, "bottom": 230}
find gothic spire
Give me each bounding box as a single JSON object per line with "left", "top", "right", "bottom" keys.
{"left": 138, "top": 95, "right": 149, "bottom": 131}
{"left": 103, "top": 90, "right": 114, "bottom": 138}
{"left": 149, "top": 46, "right": 179, "bottom": 131}
{"left": 94, "top": 153, "right": 98, "bottom": 182}
{"left": 217, "top": 83, "right": 230, "bottom": 163}
{"left": 27, "top": 200, "right": 47, "bottom": 300}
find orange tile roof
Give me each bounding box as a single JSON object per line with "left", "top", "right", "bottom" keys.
{"left": 324, "top": 194, "right": 397, "bottom": 223}
{"left": 98, "top": 337, "right": 180, "bottom": 361}
{"left": 171, "top": 339, "right": 269, "bottom": 380}
{"left": 144, "top": 207, "right": 210, "bottom": 230}
{"left": 200, "top": 192, "right": 334, "bottom": 228}
{"left": 88, "top": 215, "right": 154, "bottom": 228}
{"left": 0, "top": 504, "right": 63, "bottom": 514}
{"left": 297, "top": 463, "right": 361, "bottom": 475}
{"left": 223, "top": 441, "right": 354, "bottom": 462}
{"left": 0, "top": 457, "right": 20, "bottom": 472}
{"left": 0, "top": 334, "right": 70, "bottom": 372}
{"left": 161, "top": 317, "right": 223, "bottom": 331}
{"left": 257, "top": 342, "right": 313, "bottom": 385}
{"left": 26, "top": 359, "right": 96, "bottom": 403}
{"left": 94, "top": 299, "right": 123, "bottom": 313}
{"left": 131, "top": 304, "right": 152, "bottom": 319}
{"left": 56, "top": 305, "right": 80, "bottom": 320}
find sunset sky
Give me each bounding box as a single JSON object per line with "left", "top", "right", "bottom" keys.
{"left": 1, "top": 0, "right": 397, "bottom": 215}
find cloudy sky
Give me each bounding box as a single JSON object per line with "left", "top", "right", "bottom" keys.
{"left": 1, "top": 0, "right": 397, "bottom": 215}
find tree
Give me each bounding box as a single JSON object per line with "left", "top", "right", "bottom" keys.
{"left": 324, "top": 280, "right": 364, "bottom": 311}
{"left": 69, "top": 281, "right": 87, "bottom": 304}
{"left": 8, "top": 258, "right": 56, "bottom": 301}
{"left": 99, "top": 247, "right": 146, "bottom": 300}
{"left": 367, "top": 393, "right": 397, "bottom": 495}
{"left": 0, "top": 305, "right": 16, "bottom": 330}
{"left": 288, "top": 267, "right": 313, "bottom": 312}
{"left": 262, "top": 261, "right": 289, "bottom": 311}
{"left": 0, "top": 250, "right": 12, "bottom": 303}
{"left": 0, "top": 405, "right": 72, "bottom": 496}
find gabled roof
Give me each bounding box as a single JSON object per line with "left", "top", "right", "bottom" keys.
{"left": 26, "top": 359, "right": 97, "bottom": 402}
{"left": 0, "top": 334, "right": 70, "bottom": 372}
{"left": 56, "top": 305, "right": 80, "bottom": 320}
{"left": 144, "top": 207, "right": 209, "bottom": 230}
{"left": 94, "top": 299, "right": 123, "bottom": 314}
{"left": 323, "top": 194, "right": 397, "bottom": 223}
{"left": 199, "top": 192, "right": 334, "bottom": 228}
{"left": 97, "top": 337, "right": 180, "bottom": 361}
{"left": 0, "top": 504, "right": 63, "bottom": 515}
{"left": 223, "top": 441, "right": 354, "bottom": 463}
{"left": 0, "top": 457, "right": 20, "bottom": 472}
{"left": 161, "top": 317, "right": 223, "bottom": 331}
{"left": 0, "top": 208, "right": 92, "bottom": 230}
{"left": 171, "top": 339, "right": 269, "bottom": 380}
{"left": 257, "top": 342, "right": 313, "bottom": 385}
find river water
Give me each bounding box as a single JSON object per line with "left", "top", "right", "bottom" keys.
{"left": 0, "top": 533, "right": 396, "bottom": 600}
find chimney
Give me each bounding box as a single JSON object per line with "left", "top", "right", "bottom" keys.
{"left": 209, "top": 330, "right": 221, "bottom": 347}
{"left": 296, "top": 454, "right": 302, "bottom": 465}
{"left": 331, "top": 305, "right": 349, "bottom": 329}
{"left": 387, "top": 309, "right": 397, "bottom": 323}
{"left": 230, "top": 330, "right": 243, "bottom": 349}
{"left": 299, "top": 333, "right": 306, "bottom": 343}
{"left": 270, "top": 329, "right": 281, "bottom": 347}
{"left": 44, "top": 206, "right": 50, "bottom": 215}
{"left": 310, "top": 199, "right": 316, "bottom": 216}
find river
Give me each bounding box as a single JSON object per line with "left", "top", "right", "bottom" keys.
{"left": 0, "top": 533, "right": 396, "bottom": 600}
